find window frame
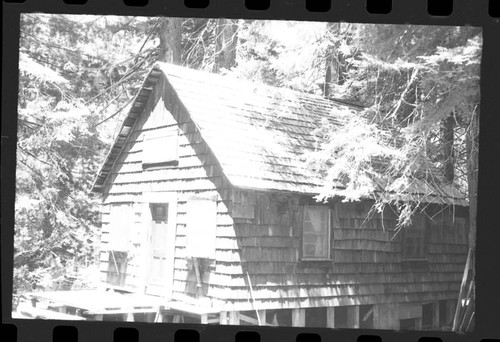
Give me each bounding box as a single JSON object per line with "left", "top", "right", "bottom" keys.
{"left": 106, "top": 250, "right": 128, "bottom": 287}
{"left": 301, "top": 205, "right": 332, "bottom": 261}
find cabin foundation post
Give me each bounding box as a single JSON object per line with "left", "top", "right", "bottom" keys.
{"left": 292, "top": 309, "right": 305, "bottom": 327}
{"left": 94, "top": 314, "right": 103, "bottom": 321}
{"left": 153, "top": 306, "right": 164, "bottom": 322}
{"left": 228, "top": 311, "right": 240, "bottom": 325}
{"left": 326, "top": 307, "right": 335, "bottom": 328}
{"left": 220, "top": 311, "right": 228, "bottom": 325}
{"left": 347, "top": 306, "right": 360, "bottom": 329}
{"left": 256, "top": 310, "right": 266, "bottom": 325}
{"left": 372, "top": 305, "right": 380, "bottom": 329}
{"left": 432, "top": 302, "right": 440, "bottom": 329}
{"left": 201, "top": 314, "right": 208, "bottom": 324}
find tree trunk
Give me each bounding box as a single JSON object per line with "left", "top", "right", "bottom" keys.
{"left": 158, "top": 18, "right": 182, "bottom": 64}
{"left": 213, "top": 19, "right": 238, "bottom": 73}
{"left": 442, "top": 113, "right": 456, "bottom": 184}
{"left": 324, "top": 23, "right": 347, "bottom": 98}
{"left": 466, "top": 106, "right": 479, "bottom": 250}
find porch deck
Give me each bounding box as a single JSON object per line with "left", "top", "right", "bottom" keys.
{"left": 18, "top": 289, "right": 222, "bottom": 322}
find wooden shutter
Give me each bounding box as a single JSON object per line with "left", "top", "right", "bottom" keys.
{"left": 185, "top": 196, "right": 217, "bottom": 259}
{"left": 142, "top": 127, "right": 178, "bottom": 166}
{"left": 108, "top": 203, "right": 132, "bottom": 251}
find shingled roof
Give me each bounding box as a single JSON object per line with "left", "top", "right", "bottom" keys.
{"left": 92, "top": 62, "right": 467, "bottom": 206}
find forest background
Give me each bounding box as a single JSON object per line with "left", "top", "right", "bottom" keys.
{"left": 14, "top": 14, "right": 481, "bottom": 300}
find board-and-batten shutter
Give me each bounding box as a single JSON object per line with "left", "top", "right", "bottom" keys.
{"left": 108, "top": 203, "right": 132, "bottom": 252}
{"left": 185, "top": 195, "right": 217, "bottom": 259}
{"left": 142, "top": 127, "right": 178, "bottom": 167}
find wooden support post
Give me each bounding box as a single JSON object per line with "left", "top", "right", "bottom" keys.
{"left": 292, "top": 309, "right": 305, "bottom": 327}
{"left": 326, "top": 307, "right": 335, "bottom": 328}
{"left": 228, "top": 311, "right": 240, "bottom": 325}
{"left": 220, "top": 311, "right": 228, "bottom": 325}
{"left": 373, "top": 305, "right": 380, "bottom": 329}
{"left": 125, "top": 312, "right": 135, "bottom": 322}
{"left": 433, "top": 302, "right": 440, "bottom": 329}
{"left": 153, "top": 306, "right": 164, "bottom": 323}
{"left": 256, "top": 310, "right": 266, "bottom": 326}
{"left": 94, "top": 314, "right": 103, "bottom": 321}
{"left": 347, "top": 306, "right": 359, "bottom": 329}
{"left": 201, "top": 314, "right": 208, "bottom": 324}
{"left": 416, "top": 317, "right": 423, "bottom": 330}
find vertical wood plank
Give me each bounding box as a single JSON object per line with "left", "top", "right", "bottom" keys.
{"left": 292, "top": 308, "right": 305, "bottom": 327}
{"left": 326, "top": 307, "right": 335, "bottom": 328}
{"left": 347, "top": 306, "right": 360, "bottom": 329}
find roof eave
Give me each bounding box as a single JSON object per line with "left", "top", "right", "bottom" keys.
{"left": 90, "top": 65, "right": 164, "bottom": 193}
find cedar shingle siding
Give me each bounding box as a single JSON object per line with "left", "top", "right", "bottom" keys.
{"left": 93, "top": 63, "right": 469, "bottom": 328}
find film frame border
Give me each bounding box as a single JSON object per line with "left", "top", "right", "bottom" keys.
{"left": 2, "top": 0, "right": 500, "bottom": 341}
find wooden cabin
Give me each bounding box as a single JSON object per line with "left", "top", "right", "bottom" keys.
{"left": 91, "top": 63, "right": 469, "bottom": 330}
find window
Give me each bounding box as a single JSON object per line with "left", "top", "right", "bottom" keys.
{"left": 302, "top": 206, "right": 330, "bottom": 260}
{"left": 142, "top": 127, "right": 178, "bottom": 168}
{"left": 106, "top": 251, "right": 127, "bottom": 286}
{"left": 402, "top": 215, "right": 426, "bottom": 260}
{"left": 151, "top": 203, "right": 168, "bottom": 223}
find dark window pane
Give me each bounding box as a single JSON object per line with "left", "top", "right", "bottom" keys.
{"left": 151, "top": 204, "right": 168, "bottom": 223}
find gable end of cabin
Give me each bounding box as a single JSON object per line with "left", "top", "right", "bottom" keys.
{"left": 97, "top": 72, "right": 235, "bottom": 301}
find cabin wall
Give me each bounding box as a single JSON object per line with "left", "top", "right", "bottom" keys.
{"left": 220, "top": 190, "right": 467, "bottom": 329}
{"left": 98, "top": 75, "right": 235, "bottom": 303}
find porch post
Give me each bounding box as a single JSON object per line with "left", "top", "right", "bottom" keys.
{"left": 326, "top": 307, "right": 335, "bottom": 328}
{"left": 292, "top": 308, "right": 305, "bottom": 327}
{"left": 347, "top": 306, "right": 359, "bottom": 328}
